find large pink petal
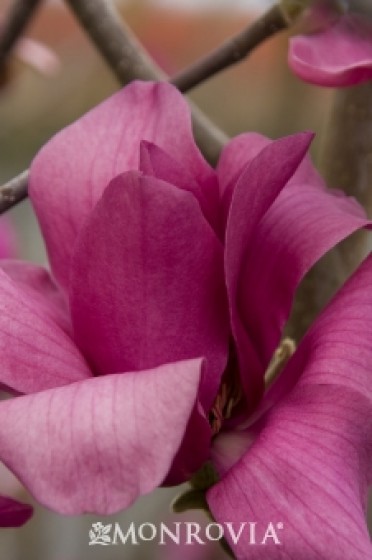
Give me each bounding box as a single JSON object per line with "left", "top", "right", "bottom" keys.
{"left": 0, "top": 359, "right": 205, "bottom": 515}
{"left": 70, "top": 172, "right": 229, "bottom": 410}
{"left": 0, "top": 264, "right": 90, "bottom": 394}
{"left": 209, "top": 387, "right": 372, "bottom": 559}
{"left": 238, "top": 185, "right": 370, "bottom": 393}
{"left": 0, "top": 495, "right": 33, "bottom": 527}
{"left": 289, "top": 14, "right": 372, "bottom": 87}
{"left": 208, "top": 254, "right": 372, "bottom": 559}
{"left": 29, "top": 81, "right": 214, "bottom": 292}
{"left": 224, "top": 133, "right": 313, "bottom": 409}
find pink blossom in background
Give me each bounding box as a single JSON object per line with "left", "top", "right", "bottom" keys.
{"left": 0, "top": 81, "right": 369, "bottom": 558}
{"left": 0, "top": 496, "right": 32, "bottom": 528}
{"left": 0, "top": 16, "right": 59, "bottom": 85}
{"left": 289, "top": 4, "right": 372, "bottom": 86}
{"left": 14, "top": 36, "right": 59, "bottom": 76}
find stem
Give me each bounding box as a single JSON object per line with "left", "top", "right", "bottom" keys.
{"left": 0, "top": 170, "right": 29, "bottom": 213}
{"left": 0, "top": 0, "right": 43, "bottom": 67}
{"left": 171, "top": 5, "right": 287, "bottom": 92}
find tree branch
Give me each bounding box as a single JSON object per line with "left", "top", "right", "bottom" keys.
{"left": 171, "top": 5, "right": 287, "bottom": 92}
{"left": 0, "top": 170, "right": 29, "bottom": 213}
{"left": 65, "top": 0, "right": 162, "bottom": 83}
{"left": 0, "top": 0, "right": 43, "bottom": 68}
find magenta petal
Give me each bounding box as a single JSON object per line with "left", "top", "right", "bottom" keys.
{"left": 289, "top": 14, "right": 372, "bottom": 87}
{"left": 225, "top": 132, "right": 313, "bottom": 408}
{"left": 208, "top": 387, "right": 372, "bottom": 559}
{"left": 139, "top": 141, "right": 220, "bottom": 232}
{"left": 0, "top": 260, "right": 70, "bottom": 333}
{"left": 208, "top": 255, "right": 372, "bottom": 558}
{"left": 0, "top": 359, "right": 205, "bottom": 515}
{"left": 217, "top": 133, "right": 324, "bottom": 227}
{"left": 217, "top": 133, "right": 271, "bottom": 200}
{"left": 0, "top": 264, "right": 90, "bottom": 394}
{"left": 238, "top": 185, "right": 370, "bottom": 384}
{"left": 70, "top": 172, "right": 229, "bottom": 409}
{"left": 0, "top": 495, "right": 33, "bottom": 527}
{"left": 165, "top": 401, "right": 211, "bottom": 486}
{"left": 29, "top": 81, "right": 214, "bottom": 292}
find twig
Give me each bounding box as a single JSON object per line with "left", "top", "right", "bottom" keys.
{"left": 171, "top": 5, "right": 287, "bottom": 92}
{"left": 0, "top": 0, "right": 43, "bottom": 68}
{"left": 0, "top": 170, "right": 29, "bottom": 213}
{"left": 65, "top": 0, "right": 162, "bottom": 83}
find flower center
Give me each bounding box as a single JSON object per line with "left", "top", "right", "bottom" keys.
{"left": 209, "top": 341, "right": 243, "bottom": 436}
{"left": 209, "top": 338, "right": 296, "bottom": 436}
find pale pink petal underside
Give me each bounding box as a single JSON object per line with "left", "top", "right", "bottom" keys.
{"left": 0, "top": 265, "right": 90, "bottom": 394}
{"left": 0, "top": 359, "right": 204, "bottom": 515}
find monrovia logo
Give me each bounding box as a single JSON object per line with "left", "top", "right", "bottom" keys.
{"left": 88, "top": 521, "right": 284, "bottom": 546}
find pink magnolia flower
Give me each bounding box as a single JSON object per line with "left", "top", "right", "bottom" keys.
{"left": 0, "top": 82, "right": 368, "bottom": 535}
{"left": 14, "top": 36, "right": 59, "bottom": 77}
{"left": 288, "top": 3, "right": 372, "bottom": 86}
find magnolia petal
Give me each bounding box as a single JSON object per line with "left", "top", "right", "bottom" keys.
{"left": 139, "top": 141, "right": 220, "bottom": 232}
{"left": 29, "top": 81, "right": 213, "bottom": 292}
{"left": 217, "top": 133, "right": 324, "bottom": 227}
{"left": 165, "top": 402, "right": 211, "bottom": 486}
{"left": 0, "top": 260, "right": 70, "bottom": 333}
{"left": 70, "top": 172, "right": 229, "bottom": 410}
{"left": 0, "top": 264, "right": 90, "bottom": 394}
{"left": 208, "top": 254, "right": 372, "bottom": 558}
{"left": 238, "top": 185, "right": 370, "bottom": 385}
{"left": 216, "top": 133, "right": 271, "bottom": 219}
{"left": 208, "top": 387, "right": 372, "bottom": 559}
{"left": 225, "top": 133, "right": 313, "bottom": 409}
{"left": 0, "top": 495, "right": 33, "bottom": 528}
{"left": 289, "top": 14, "right": 372, "bottom": 87}
{"left": 0, "top": 359, "right": 205, "bottom": 515}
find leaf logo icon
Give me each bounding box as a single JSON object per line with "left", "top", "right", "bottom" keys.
{"left": 89, "top": 522, "right": 112, "bottom": 545}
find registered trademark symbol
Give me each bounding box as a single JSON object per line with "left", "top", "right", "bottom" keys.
{"left": 277, "top": 522, "right": 284, "bottom": 530}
